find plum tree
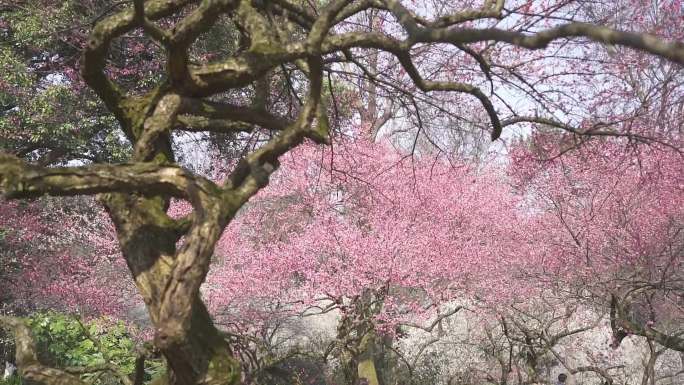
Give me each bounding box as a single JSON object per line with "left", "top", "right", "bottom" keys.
{"left": 1, "top": 1, "right": 683, "bottom": 385}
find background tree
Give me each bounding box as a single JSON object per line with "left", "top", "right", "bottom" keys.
{"left": 0, "top": 195, "right": 133, "bottom": 317}
{"left": 206, "top": 139, "right": 530, "bottom": 384}
{"left": 511, "top": 140, "right": 683, "bottom": 353}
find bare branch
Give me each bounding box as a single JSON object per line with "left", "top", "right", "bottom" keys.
{"left": 401, "top": 306, "right": 463, "bottom": 332}
{"left": 415, "top": 23, "right": 684, "bottom": 65}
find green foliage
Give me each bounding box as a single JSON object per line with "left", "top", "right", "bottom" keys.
{"left": 0, "top": 374, "right": 22, "bottom": 385}
{"left": 2, "top": 1, "right": 80, "bottom": 50}
{"left": 24, "top": 312, "right": 164, "bottom": 384}
{"left": 0, "top": 2, "right": 131, "bottom": 164}
{"left": 0, "top": 46, "right": 32, "bottom": 88}
{"left": 29, "top": 312, "right": 132, "bottom": 370}
{"left": 190, "top": 16, "right": 240, "bottom": 62}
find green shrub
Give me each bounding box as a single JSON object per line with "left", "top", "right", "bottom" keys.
{"left": 0, "top": 375, "right": 22, "bottom": 385}
{"left": 5, "top": 312, "right": 166, "bottom": 385}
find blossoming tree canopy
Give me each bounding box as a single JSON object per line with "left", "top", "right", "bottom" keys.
{"left": 208, "top": 141, "right": 533, "bottom": 328}
{"left": 0, "top": 197, "right": 137, "bottom": 317}
{"left": 1, "top": 1, "right": 684, "bottom": 385}
{"left": 206, "top": 140, "right": 537, "bottom": 384}
{"left": 510, "top": 139, "right": 684, "bottom": 351}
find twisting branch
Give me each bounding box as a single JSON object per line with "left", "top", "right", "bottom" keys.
{"left": 401, "top": 306, "right": 463, "bottom": 332}
{"left": 180, "top": 99, "right": 293, "bottom": 131}
{"left": 133, "top": 0, "right": 172, "bottom": 45}
{"left": 81, "top": 0, "right": 196, "bottom": 127}
{"left": 0, "top": 153, "right": 220, "bottom": 205}
{"left": 428, "top": 0, "right": 505, "bottom": 28}
{"left": 176, "top": 116, "right": 255, "bottom": 133}
{"left": 323, "top": 23, "right": 684, "bottom": 67}
{"left": 395, "top": 51, "right": 502, "bottom": 140}
{"left": 610, "top": 294, "right": 684, "bottom": 352}
{"left": 223, "top": 57, "right": 330, "bottom": 201}
{"left": 417, "top": 23, "right": 684, "bottom": 65}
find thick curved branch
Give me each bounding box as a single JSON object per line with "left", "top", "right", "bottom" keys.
{"left": 429, "top": 0, "right": 504, "bottom": 28}
{"left": 178, "top": 0, "right": 346, "bottom": 96}
{"left": 0, "top": 153, "right": 220, "bottom": 203}
{"left": 268, "top": 0, "right": 315, "bottom": 28}
{"left": 133, "top": 0, "right": 172, "bottom": 45}
{"left": 82, "top": 0, "right": 195, "bottom": 125}
{"left": 180, "top": 99, "right": 293, "bottom": 131}
{"left": 186, "top": 48, "right": 307, "bottom": 96}
{"left": 396, "top": 52, "right": 502, "bottom": 139}
{"left": 173, "top": 1, "right": 297, "bottom": 95}
{"left": 223, "top": 57, "right": 329, "bottom": 206}
{"left": 176, "top": 116, "right": 255, "bottom": 133}
{"left": 417, "top": 23, "right": 684, "bottom": 65}
{"left": 324, "top": 23, "right": 684, "bottom": 67}
{"left": 168, "top": 0, "right": 238, "bottom": 87}
{"left": 308, "top": 0, "right": 353, "bottom": 53}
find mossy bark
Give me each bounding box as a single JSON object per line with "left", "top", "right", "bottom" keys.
{"left": 103, "top": 192, "right": 240, "bottom": 385}
{"left": 357, "top": 331, "right": 380, "bottom": 385}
